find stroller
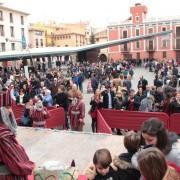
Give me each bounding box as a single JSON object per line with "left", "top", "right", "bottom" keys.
{"left": 87, "top": 81, "right": 93, "bottom": 93}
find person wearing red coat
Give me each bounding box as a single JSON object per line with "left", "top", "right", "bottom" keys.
{"left": 0, "top": 106, "right": 34, "bottom": 179}
{"left": 68, "top": 90, "right": 85, "bottom": 131}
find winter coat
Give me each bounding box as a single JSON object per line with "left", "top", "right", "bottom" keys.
{"left": 113, "top": 153, "right": 140, "bottom": 180}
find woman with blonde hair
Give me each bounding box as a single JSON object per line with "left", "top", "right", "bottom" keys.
{"left": 138, "top": 147, "right": 180, "bottom": 180}
{"left": 89, "top": 89, "right": 103, "bottom": 132}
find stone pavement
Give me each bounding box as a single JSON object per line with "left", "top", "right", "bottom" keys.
{"left": 82, "top": 67, "right": 155, "bottom": 132}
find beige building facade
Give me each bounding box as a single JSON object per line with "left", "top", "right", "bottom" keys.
{"left": 94, "top": 28, "right": 108, "bottom": 61}
{"left": 30, "top": 22, "right": 88, "bottom": 47}
{"left": 28, "top": 27, "right": 46, "bottom": 48}
{"left": 0, "top": 3, "right": 29, "bottom": 52}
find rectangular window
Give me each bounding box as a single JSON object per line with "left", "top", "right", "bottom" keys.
{"left": 40, "top": 39, "right": 43, "bottom": 47}
{"left": 148, "top": 28, "right": 153, "bottom": 34}
{"left": 136, "top": 29, "right": 140, "bottom": 36}
{"left": 0, "top": 43, "right": 5, "bottom": 51}
{"left": 123, "top": 30, "right": 127, "bottom": 38}
{"left": 36, "top": 39, "right": 38, "bottom": 48}
{"left": 162, "top": 27, "right": 166, "bottom": 32}
{"left": 149, "top": 40, "right": 154, "bottom": 49}
{"left": 136, "top": 16, "right": 139, "bottom": 23}
{"left": 0, "top": 25, "right": 4, "bottom": 36}
{"left": 124, "top": 43, "right": 128, "bottom": 51}
{"left": 10, "top": 26, "right": 14, "bottom": 37}
{"left": 11, "top": 43, "right": 15, "bottom": 50}
{"left": 137, "top": 52, "right": 140, "bottom": 59}
{"left": 21, "top": 16, "right": 24, "bottom": 25}
{"left": 136, "top": 41, "right": 140, "bottom": 48}
{"left": 163, "top": 51, "right": 167, "bottom": 58}
{"left": 10, "top": 13, "right": 13, "bottom": 23}
{"left": 21, "top": 28, "right": 25, "bottom": 37}
{"left": 35, "top": 31, "right": 42, "bottom": 36}
{"left": 0, "top": 11, "right": 3, "bottom": 21}
{"left": 176, "top": 39, "right": 180, "bottom": 49}
{"left": 176, "top": 27, "right": 180, "bottom": 37}
{"left": 162, "top": 39, "right": 167, "bottom": 48}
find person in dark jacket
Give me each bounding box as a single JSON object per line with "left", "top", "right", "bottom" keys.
{"left": 138, "top": 76, "right": 148, "bottom": 91}
{"left": 113, "top": 90, "right": 123, "bottom": 110}
{"left": 85, "top": 148, "right": 136, "bottom": 180}
{"left": 154, "top": 75, "right": 163, "bottom": 88}
{"left": 169, "top": 91, "right": 180, "bottom": 114}
{"left": 91, "top": 73, "right": 99, "bottom": 94}
{"left": 54, "top": 85, "right": 69, "bottom": 129}
{"left": 16, "top": 89, "right": 30, "bottom": 105}
{"left": 113, "top": 131, "right": 141, "bottom": 180}
{"left": 89, "top": 89, "right": 103, "bottom": 132}
{"left": 101, "top": 83, "right": 115, "bottom": 109}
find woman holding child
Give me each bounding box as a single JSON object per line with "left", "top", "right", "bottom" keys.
{"left": 132, "top": 118, "right": 180, "bottom": 168}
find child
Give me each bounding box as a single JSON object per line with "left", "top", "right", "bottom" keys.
{"left": 30, "top": 100, "right": 49, "bottom": 128}
{"left": 113, "top": 131, "right": 141, "bottom": 180}
{"left": 85, "top": 148, "right": 120, "bottom": 180}
{"left": 138, "top": 147, "right": 180, "bottom": 180}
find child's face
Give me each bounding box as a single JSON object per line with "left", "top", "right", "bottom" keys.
{"left": 95, "top": 164, "right": 110, "bottom": 176}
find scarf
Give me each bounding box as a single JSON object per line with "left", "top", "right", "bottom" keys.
{"left": 0, "top": 107, "right": 17, "bottom": 134}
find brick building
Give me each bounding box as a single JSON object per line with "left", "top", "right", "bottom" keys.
{"left": 108, "top": 3, "right": 180, "bottom": 63}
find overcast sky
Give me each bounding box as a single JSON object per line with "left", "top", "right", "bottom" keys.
{"left": 3, "top": 0, "right": 180, "bottom": 27}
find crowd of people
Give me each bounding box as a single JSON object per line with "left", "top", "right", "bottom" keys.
{"left": 0, "top": 57, "right": 179, "bottom": 179}
{"left": 0, "top": 58, "right": 179, "bottom": 132}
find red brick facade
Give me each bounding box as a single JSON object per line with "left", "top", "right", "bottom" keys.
{"left": 108, "top": 3, "right": 180, "bottom": 63}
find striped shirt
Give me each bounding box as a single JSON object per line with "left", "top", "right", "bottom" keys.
{"left": 30, "top": 108, "right": 48, "bottom": 128}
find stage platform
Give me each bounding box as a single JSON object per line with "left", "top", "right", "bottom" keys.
{"left": 16, "top": 127, "right": 126, "bottom": 172}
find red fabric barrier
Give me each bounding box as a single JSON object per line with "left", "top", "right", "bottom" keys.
{"left": 97, "top": 110, "right": 112, "bottom": 134}
{"left": 169, "top": 113, "right": 180, "bottom": 134}
{"left": 12, "top": 104, "right": 25, "bottom": 122}
{"left": 47, "top": 106, "right": 56, "bottom": 110}
{"left": 0, "top": 90, "right": 11, "bottom": 107}
{"left": 99, "top": 109, "right": 169, "bottom": 131}
{"left": 46, "top": 108, "right": 65, "bottom": 129}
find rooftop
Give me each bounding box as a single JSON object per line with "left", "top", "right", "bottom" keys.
{"left": 108, "top": 15, "right": 180, "bottom": 27}
{"left": 0, "top": 3, "right": 29, "bottom": 15}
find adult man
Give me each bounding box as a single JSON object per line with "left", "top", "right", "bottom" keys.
{"left": 101, "top": 83, "right": 115, "bottom": 109}
{"left": 138, "top": 76, "right": 148, "bottom": 91}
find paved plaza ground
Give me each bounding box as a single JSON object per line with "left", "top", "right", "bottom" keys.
{"left": 82, "top": 67, "right": 155, "bottom": 132}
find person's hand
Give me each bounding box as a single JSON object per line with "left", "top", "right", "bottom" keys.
{"left": 79, "top": 119, "right": 85, "bottom": 125}
{"left": 84, "top": 164, "right": 96, "bottom": 180}
{"left": 113, "top": 156, "right": 122, "bottom": 169}
{"left": 55, "top": 104, "right": 59, "bottom": 108}
{"left": 78, "top": 118, "right": 82, "bottom": 122}
{"left": 7, "top": 107, "right": 13, "bottom": 114}
{"left": 43, "top": 110, "right": 47, "bottom": 115}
